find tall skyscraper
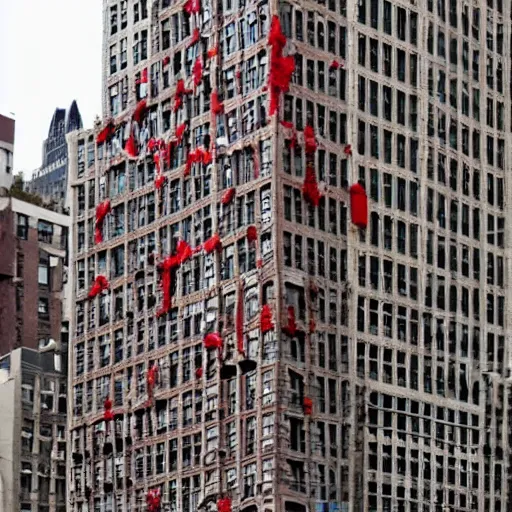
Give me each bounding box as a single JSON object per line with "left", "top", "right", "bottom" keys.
{"left": 67, "top": 1, "right": 510, "bottom": 512}
{"left": 28, "top": 101, "right": 83, "bottom": 210}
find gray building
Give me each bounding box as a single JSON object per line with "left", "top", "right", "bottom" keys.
{"left": 68, "top": 1, "right": 511, "bottom": 512}
{"left": 28, "top": 102, "right": 82, "bottom": 210}
{"left": 0, "top": 345, "right": 68, "bottom": 512}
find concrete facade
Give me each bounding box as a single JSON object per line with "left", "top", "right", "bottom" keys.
{"left": 68, "top": 1, "right": 511, "bottom": 512}
{"left": 0, "top": 347, "right": 68, "bottom": 512}
{"left": 0, "top": 198, "right": 71, "bottom": 357}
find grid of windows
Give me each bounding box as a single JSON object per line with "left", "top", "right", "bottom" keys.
{"left": 70, "top": 0, "right": 510, "bottom": 511}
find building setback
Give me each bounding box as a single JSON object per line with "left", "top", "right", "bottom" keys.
{"left": 68, "top": 1, "right": 510, "bottom": 512}
{"left": 27, "top": 102, "right": 83, "bottom": 211}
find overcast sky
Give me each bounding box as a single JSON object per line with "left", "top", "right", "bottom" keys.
{"left": 0, "top": 0, "right": 103, "bottom": 176}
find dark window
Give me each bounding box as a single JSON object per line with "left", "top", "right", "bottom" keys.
{"left": 383, "top": 1, "right": 392, "bottom": 34}
{"left": 38, "top": 298, "right": 49, "bottom": 320}
{"left": 17, "top": 214, "right": 28, "bottom": 240}
{"left": 38, "top": 221, "right": 53, "bottom": 244}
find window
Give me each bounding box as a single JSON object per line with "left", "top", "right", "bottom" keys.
{"left": 243, "top": 463, "right": 256, "bottom": 498}
{"left": 21, "top": 463, "right": 32, "bottom": 495}
{"left": 383, "top": 86, "right": 392, "bottom": 120}
{"left": 370, "top": 38, "right": 378, "bottom": 71}
{"left": 120, "top": 38, "right": 127, "bottom": 69}
{"left": 358, "top": 76, "right": 366, "bottom": 111}
{"left": 397, "top": 91, "right": 406, "bottom": 125}
{"left": 17, "top": 214, "right": 28, "bottom": 239}
{"left": 38, "top": 298, "right": 49, "bottom": 320}
{"left": 109, "top": 44, "right": 117, "bottom": 74}
{"left": 38, "top": 258, "right": 49, "bottom": 285}
{"left": 369, "top": 80, "right": 378, "bottom": 116}
{"left": 383, "top": 1, "right": 392, "bottom": 34}
{"left": 396, "top": 49, "right": 406, "bottom": 81}
{"left": 134, "top": 0, "right": 148, "bottom": 22}
{"left": 246, "top": 417, "right": 256, "bottom": 454}
{"left": 110, "top": 5, "right": 118, "bottom": 35}
{"left": 110, "top": 84, "right": 120, "bottom": 116}
{"left": 4, "top": 149, "right": 12, "bottom": 174}
{"left": 224, "top": 23, "right": 236, "bottom": 55}
{"left": 397, "top": 7, "right": 406, "bottom": 40}
{"left": 288, "top": 460, "right": 306, "bottom": 493}
{"left": 370, "top": 0, "right": 378, "bottom": 28}
{"left": 262, "top": 413, "right": 274, "bottom": 441}
{"left": 133, "top": 30, "right": 148, "bottom": 65}
{"left": 290, "top": 417, "right": 305, "bottom": 452}
{"left": 37, "top": 221, "right": 53, "bottom": 244}
{"left": 382, "top": 43, "right": 391, "bottom": 76}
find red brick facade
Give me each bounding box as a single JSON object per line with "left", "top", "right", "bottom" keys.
{"left": 0, "top": 204, "right": 15, "bottom": 355}
{"left": 0, "top": 201, "right": 65, "bottom": 356}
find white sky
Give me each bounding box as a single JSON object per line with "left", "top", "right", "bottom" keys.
{"left": 0, "top": 0, "right": 103, "bottom": 176}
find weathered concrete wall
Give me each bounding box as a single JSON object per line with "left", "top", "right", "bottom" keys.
{"left": 0, "top": 350, "right": 21, "bottom": 512}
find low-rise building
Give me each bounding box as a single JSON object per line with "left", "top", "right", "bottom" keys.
{"left": 0, "top": 345, "right": 68, "bottom": 512}
{"left": 0, "top": 197, "right": 70, "bottom": 358}
{"left": 0, "top": 196, "right": 71, "bottom": 512}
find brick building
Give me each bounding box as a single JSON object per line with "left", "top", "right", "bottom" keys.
{"left": 0, "top": 197, "right": 71, "bottom": 357}
{"left": 0, "top": 113, "right": 15, "bottom": 192}
{"left": 0, "top": 115, "right": 71, "bottom": 512}
{"left": 68, "top": 1, "right": 511, "bottom": 512}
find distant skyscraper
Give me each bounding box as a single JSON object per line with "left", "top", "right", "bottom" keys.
{"left": 28, "top": 101, "right": 82, "bottom": 210}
